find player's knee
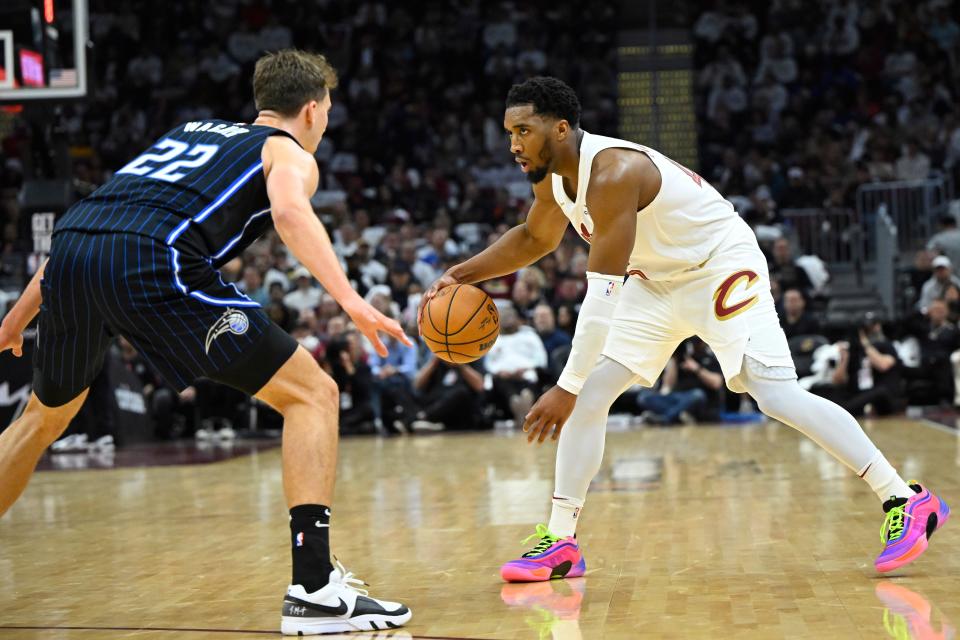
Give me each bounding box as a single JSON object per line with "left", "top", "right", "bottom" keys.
{"left": 284, "top": 367, "right": 338, "bottom": 415}
{"left": 285, "top": 377, "right": 337, "bottom": 417}
{"left": 572, "top": 386, "right": 615, "bottom": 424}
{"left": 312, "top": 373, "right": 339, "bottom": 412}
{"left": 749, "top": 380, "right": 797, "bottom": 420}
{"left": 22, "top": 399, "right": 73, "bottom": 445}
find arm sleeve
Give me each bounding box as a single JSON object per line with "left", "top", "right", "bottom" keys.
{"left": 556, "top": 272, "right": 623, "bottom": 395}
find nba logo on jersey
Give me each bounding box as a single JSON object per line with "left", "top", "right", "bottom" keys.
{"left": 295, "top": 532, "right": 304, "bottom": 547}
{"left": 605, "top": 281, "right": 615, "bottom": 297}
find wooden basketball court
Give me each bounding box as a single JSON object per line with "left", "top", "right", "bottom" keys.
{"left": 1, "top": 417, "right": 957, "bottom": 639}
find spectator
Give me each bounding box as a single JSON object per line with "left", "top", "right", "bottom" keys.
{"left": 813, "top": 315, "right": 903, "bottom": 417}
{"left": 511, "top": 279, "right": 538, "bottom": 319}
{"left": 416, "top": 227, "right": 459, "bottom": 275}
{"left": 754, "top": 37, "right": 797, "bottom": 85}
{"left": 532, "top": 303, "right": 571, "bottom": 369}
{"left": 325, "top": 331, "right": 375, "bottom": 433}
{"left": 927, "top": 216, "right": 960, "bottom": 270}
{"left": 637, "top": 340, "right": 724, "bottom": 425}
{"left": 266, "top": 282, "right": 297, "bottom": 332}
{"left": 698, "top": 46, "right": 747, "bottom": 91}
{"left": 780, "top": 288, "right": 821, "bottom": 338}
{"left": 399, "top": 241, "right": 438, "bottom": 289}
{"left": 916, "top": 256, "right": 960, "bottom": 312}
{"left": 238, "top": 265, "right": 269, "bottom": 306}
{"left": 198, "top": 47, "right": 240, "bottom": 84}
{"left": 411, "top": 356, "right": 487, "bottom": 431}
{"left": 118, "top": 337, "right": 194, "bottom": 440}
{"left": 387, "top": 259, "right": 416, "bottom": 313}
{"left": 227, "top": 22, "right": 262, "bottom": 64}
{"left": 519, "top": 267, "right": 548, "bottom": 304}
{"left": 334, "top": 223, "right": 360, "bottom": 259}
{"left": 264, "top": 247, "right": 293, "bottom": 291}
{"left": 556, "top": 304, "right": 577, "bottom": 335}
{"left": 259, "top": 16, "right": 293, "bottom": 51}
{"left": 283, "top": 266, "right": 323, "bottom": 314}
{"left": 354, "top": 240, "right": 388, "bottom": 290}
{"left": 778, "top": 167, "right": 817, "bottom": 209}
{"left": 291, "top": 321, "right": 323, "bottom": 360}
{"left": 904, "top": 299, "right": 959, "bottom": 405}
{"left": 769, "top": 238, "right": 813, "bottom": 294}
{"left": 484, "top": 305, "right": 548, "bottom": 425}
{"left": 368, "top": 313, "right": 419, "bottom": 433}
{"left": 895, "top": 141, "right": 931, "bottom": 181}
{"left": 823, "top": 13, "right": 860, "bottom": 56}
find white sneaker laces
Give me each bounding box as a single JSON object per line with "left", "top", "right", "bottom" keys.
{"left": 333, "top": 557, "right": 369, "bottom": 597}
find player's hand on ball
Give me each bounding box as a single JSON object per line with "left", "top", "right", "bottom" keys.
{"left": 344, "top": 299, "right": 412, "bottom": 357}
{"left": 523, "top": 385, "right": 577, "bottom": 444}
{"left": 0, "top": 321, "right": 24, "bottom": 357}
{"left": 418, "top": 271, "right": 460, "bottom": 332}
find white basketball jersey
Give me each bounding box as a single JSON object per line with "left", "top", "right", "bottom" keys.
{"left": 550, "top": 131, "right": 744, "bottom": 280}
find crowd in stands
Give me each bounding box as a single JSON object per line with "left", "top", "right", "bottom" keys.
{"left": 694, "top": 0, "right": 960, "bottom": 227}
{"left": 4, "top": 0, "right": 960, "bottom": 439}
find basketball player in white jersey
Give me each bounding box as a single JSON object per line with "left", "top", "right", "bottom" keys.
{"left": 421, "top": 77, "right": 949, "bottom": 579}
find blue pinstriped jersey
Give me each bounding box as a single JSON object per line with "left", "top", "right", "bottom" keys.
{"left": 56, "top": 120, "right": 297, "bottom": 267}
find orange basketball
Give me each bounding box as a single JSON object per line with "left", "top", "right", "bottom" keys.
{"left": 420, "top": 284, "right": 500, "bottom": 364}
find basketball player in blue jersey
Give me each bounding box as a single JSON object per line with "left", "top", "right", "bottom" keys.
{"left": 422, "top": 77, "right": 949, "bottom": 581}
{"left": 0, "top": 50, "right": 411, "bottom": 635}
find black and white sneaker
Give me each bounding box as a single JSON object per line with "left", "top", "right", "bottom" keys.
{"left": 280, "top": 560, "right": 412, "bottom": 635}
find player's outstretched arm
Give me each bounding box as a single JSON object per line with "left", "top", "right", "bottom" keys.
{"left": 523, "top": 157, "right": 642, "bottom": 444}
{"left": 419, "top": 178, "right": 567, "bottom": 320}
{"left": 0, "top": 259, "right": 47, "bottom": 357}
{"left": 263, "top": 137, "right": 411, "bottom": 356}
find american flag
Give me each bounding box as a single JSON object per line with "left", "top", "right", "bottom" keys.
{"left": 49, "top": 68, "right": 77, "bottom": 87}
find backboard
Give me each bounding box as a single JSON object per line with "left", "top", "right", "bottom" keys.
{"left": 0, "top": 0, "right": 89, "bottom": 101}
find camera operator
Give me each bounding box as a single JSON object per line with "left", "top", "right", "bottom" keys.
{"left": 814, "top": 314, "right": 904, "bottom": 417}
{"left": 324, "top": 330, "right": 376, "bottom": 433}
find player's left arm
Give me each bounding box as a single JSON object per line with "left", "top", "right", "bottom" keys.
{"left": 523, "top": 154, "right": 646, "bottom": 444}
{"left": 0, "top": 259, "right": 48, "bottom": 357}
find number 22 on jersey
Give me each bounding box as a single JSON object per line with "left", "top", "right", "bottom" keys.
{"left": 117, "top": 138, "right": 219, "bottom": 183}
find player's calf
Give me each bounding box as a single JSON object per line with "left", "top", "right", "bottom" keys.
{"left": 0, "top": 391, "right": 87, "bottom": 517}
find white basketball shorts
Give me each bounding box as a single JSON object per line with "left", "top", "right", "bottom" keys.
{"left": 601, "top": 222, "right": 795, "bottom": 393}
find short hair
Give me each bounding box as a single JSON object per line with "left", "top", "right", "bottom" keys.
{"left": 253, "top": 49, "right": 339, "bottom": 118}
{"left": 506, "top": 76, "right": 581, "bottom": 128}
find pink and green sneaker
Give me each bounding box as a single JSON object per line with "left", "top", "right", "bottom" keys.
{"left": 875, "top": 483, "right": 950, "bottom": 573}
{"left": 500, "top": 524, "right": 586, "bottom": 583}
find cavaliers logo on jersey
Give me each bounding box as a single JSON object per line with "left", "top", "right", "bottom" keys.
{"left": 578, "top": 207, "right": 593, "bottom": 243}
{"left": 713, "top": 270, "right": 760, "bottom": 321}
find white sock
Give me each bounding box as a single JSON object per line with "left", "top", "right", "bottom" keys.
{"left": 859, "top": 451, "right": 913, "bottom": 502}
{"left": 547, "top": 493, "right": 583, "bottom": 538}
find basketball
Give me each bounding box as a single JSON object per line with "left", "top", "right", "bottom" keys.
{"left": 420, "top": 284, "right": 500, "bottom": 364}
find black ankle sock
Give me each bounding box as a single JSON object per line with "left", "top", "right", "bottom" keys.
{"left": 290, "top": 504, "right": 334, "bottom": 592}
